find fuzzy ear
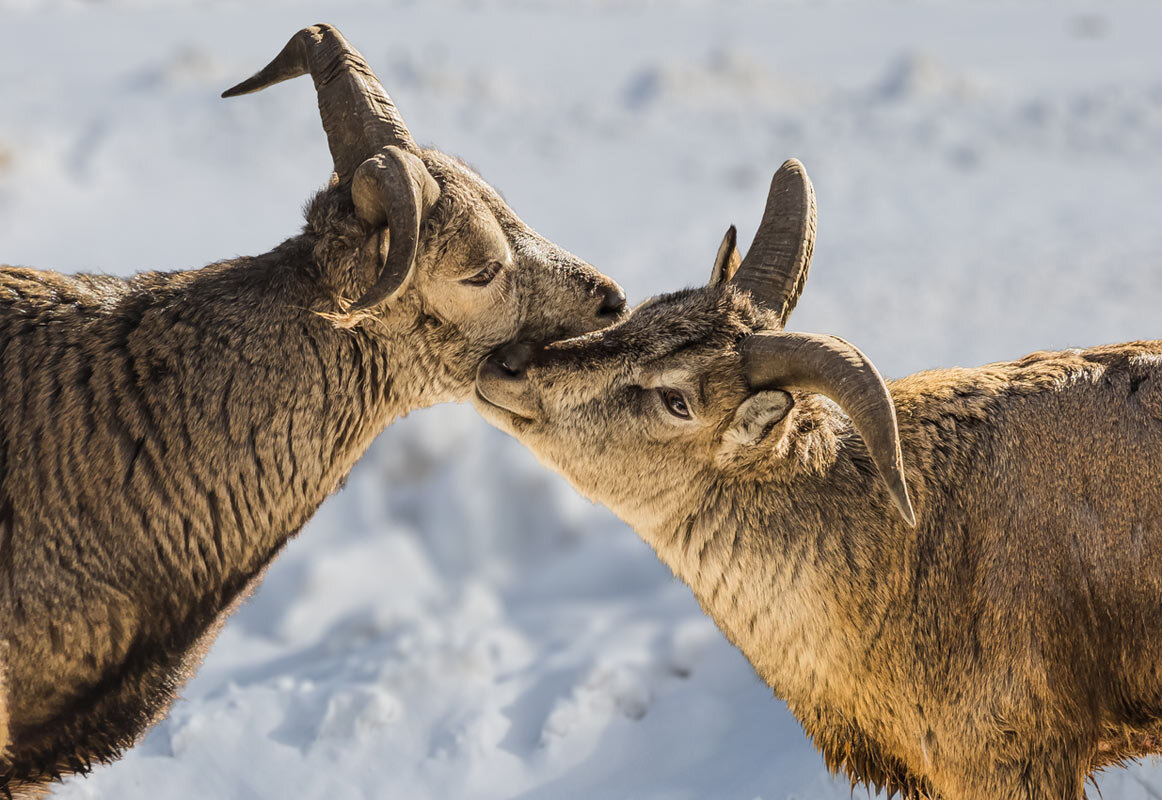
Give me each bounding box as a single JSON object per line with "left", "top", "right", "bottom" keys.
{"left": 709, "top": 225, "right": 742, "bottom": 286}
{"left": 716, "top": 390, "right": 794, "bottom": 466}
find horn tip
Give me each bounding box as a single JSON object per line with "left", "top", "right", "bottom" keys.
{"left": 345, "top": 296, "right": 378, "bottom": 314}
{"left": 890, "top": 481, "right": 916, "bottom": 527}
{"left": 899, "top": 503, "right": 916, "bottom": 528}
{"left": 346, "top": 284, "right": 397, "bottom": 314}
{"left": 221, "top": 79, "right": 255, "bottom": 99}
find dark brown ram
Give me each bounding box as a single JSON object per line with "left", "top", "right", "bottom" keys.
{"left": 0, "top": 24, "right": 623, "bottom": 796}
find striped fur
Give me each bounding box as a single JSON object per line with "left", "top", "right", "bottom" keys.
{"left": 0, "top": 148, "right": 620, "bottom": 795}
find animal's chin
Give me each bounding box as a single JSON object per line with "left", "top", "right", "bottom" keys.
{"left": 473, "top": 386, "right": 535, "bottom": 429}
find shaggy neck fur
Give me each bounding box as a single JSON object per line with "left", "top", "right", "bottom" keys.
{"left": 607, "top": 398, "right": 938, "bottom": 797}
{"left": 0, "top": 188, "right": 465, "bottom": 789}
{"left": 586, "top": 345, "right": 1162, "bottom": 799}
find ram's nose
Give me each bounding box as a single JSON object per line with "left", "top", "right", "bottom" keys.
{"left": 476, "top": 344, "right": 540, "bottom": 419}
{"left": 596, "top": 281, "right": 626, "bottom": 319}
{"left": 484, "top": 342, "right": 533, "bottom": 378}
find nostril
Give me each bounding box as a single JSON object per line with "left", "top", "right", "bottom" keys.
{"left": 494, "top": 343, "right": 532, "bottom": 377}
{"left": 597, "top": 284, "right": 626, "bottom": 317}
{"left": 499, "top": 356, "right": 522, "bottom": 377}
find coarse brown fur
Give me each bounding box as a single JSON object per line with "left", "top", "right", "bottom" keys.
{"left": 0, "top": 138, "right": 622, "bottom": 794}
{"left": 476, "top": 278, "right": 1162, "bottom": 799}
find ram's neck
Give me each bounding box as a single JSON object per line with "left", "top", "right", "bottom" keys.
{"left": 632, "top": 418, "right": 910, "bottom": 716}
{"left": 0, "top": 236, "right": 456, "bottom": 744}
{"left": 116, "top": 238, "right": 456, "bottom": 600}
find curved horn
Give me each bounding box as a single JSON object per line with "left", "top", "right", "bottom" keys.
{"left": 741, "top": 331, "right": 915, "bottom": 527}
{"left": 732, "top": 159, "right": 817, "bottom": 326}
{"left": 222, "top": 24, "right": 416, "bottom": 182}
{"left": 346, "top": 146, "right": 441, "bottom": 312}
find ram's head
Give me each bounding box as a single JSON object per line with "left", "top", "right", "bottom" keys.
{"left": 226, "top": 24, "right": 624, "bottom": 397}
{"left": 475, "top": 160, "right": 914, "bottom": 528}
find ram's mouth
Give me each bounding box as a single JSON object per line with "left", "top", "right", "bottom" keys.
{"left": 473, "top": 384, "right": 509, "bottom": 414}
{"left": 472, "top": 384, "right": 536, "bottom": 427}
{"left": 473, "top": 346, "right": 543, "bottom": 425}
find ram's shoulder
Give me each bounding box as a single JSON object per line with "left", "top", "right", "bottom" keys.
{"left": 890, "top": 342, "right": 1162, "bottom": 419}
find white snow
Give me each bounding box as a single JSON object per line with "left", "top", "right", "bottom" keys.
{"left": 3, "top": 2, "right": 1162, "bottom": 797}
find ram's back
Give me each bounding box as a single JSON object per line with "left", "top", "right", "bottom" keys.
{"left": 0, "top": 265, "right": 135, "bottom": 525}
{"left": 889, "top": 341, "right": 1162, "bottom": 758}
{"left": 896, "top": 340, "right": 1162, "bottom": 585}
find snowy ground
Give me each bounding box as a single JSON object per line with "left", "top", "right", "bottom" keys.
{"left": 3, "top": 1, "right": 1162, "bottom": 797}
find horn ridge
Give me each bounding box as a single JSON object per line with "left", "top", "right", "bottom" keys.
{"left": 732, "top": 158, "right": 817, "bottom": 326}
{"left": 222, "top": 24, "right": 417, "bottom": 182}
{"left": 346, "top": 146, "right": 442, "bottom": 312}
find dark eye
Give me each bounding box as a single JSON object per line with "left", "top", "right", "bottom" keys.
{"left": 658, "top": 388, "right": 691, "bottom": 419}
{"left": 462, "top": 260, "right": 504, "bottom": 287}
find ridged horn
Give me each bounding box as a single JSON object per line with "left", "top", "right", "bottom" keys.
{"left": 741, "top": 331, "right": 915, "bottom": 527}
{"left": 347, "top": 146, "right": 442, "bottom": 312}
{"left": 732, "top": 159, "right": 817, "bottom": 326}
{"left": 222, "top": 24, "right": 416, "bottom": 182}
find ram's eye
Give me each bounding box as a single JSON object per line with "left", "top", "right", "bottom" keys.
{"left": 462, "top": 260, "right": 504, "bottom": 287}
{"left": 658, "top": 388, "right": 691, "bottom": 419}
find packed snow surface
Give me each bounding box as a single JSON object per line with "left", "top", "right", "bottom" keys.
{"left": 3, "top": 1, "right": 1162, "bottom": 797}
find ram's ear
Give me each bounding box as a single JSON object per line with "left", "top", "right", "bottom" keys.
{"left": 709, "top": 226, "right": 742, "bottom": 286}
{"left": 716, "top": 390, "right": 794, "bottom": 466}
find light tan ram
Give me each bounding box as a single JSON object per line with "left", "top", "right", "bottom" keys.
{"left": 475, "top": 159, "right": 1162, "bottom": 800}
{"left": 0, "top": 24, "right": 623, "bottom": 797}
